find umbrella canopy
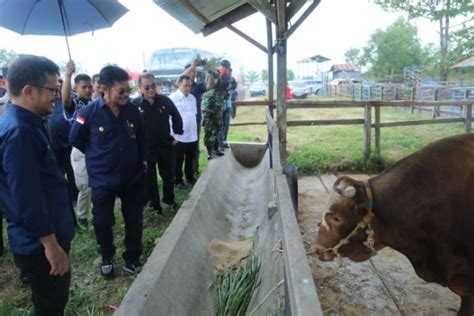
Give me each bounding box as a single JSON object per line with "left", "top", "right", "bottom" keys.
{"left": 0, "top": 0, "right": 128, "bottom": 58}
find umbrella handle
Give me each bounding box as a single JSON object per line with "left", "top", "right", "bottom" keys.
{"left": 58, "top": 0, "right": 72, "bottom": 60}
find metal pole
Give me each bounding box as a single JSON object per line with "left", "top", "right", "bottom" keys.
{"left": 58, "top": 0, "right": 72, "bottom": 60}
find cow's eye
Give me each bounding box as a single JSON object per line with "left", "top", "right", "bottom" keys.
{"left": 317, "top": 222, "right": 321, "bottom": 227}
{"left": 332, "top": 215, "right": 341, "bottom": 223}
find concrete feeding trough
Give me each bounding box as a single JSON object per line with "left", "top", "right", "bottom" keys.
{"left": 115, "top": 113, "right": 322, "bottom": 315}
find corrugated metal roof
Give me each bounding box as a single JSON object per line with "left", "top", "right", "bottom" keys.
{"left": 153, "top": 0, "right": 252, "bottom": 35}
{"left": 329, "top": 64, "right": 358, "bottom": 72}
{"left": 450, "top": 56, "right": 474, "bottom": 69}
{"left": 297, "top": 54, "right": 331, "bottom": 63}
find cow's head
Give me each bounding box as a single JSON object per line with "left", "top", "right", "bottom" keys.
{"left": 315, "top": 176, "right": 376, "bottom": 262}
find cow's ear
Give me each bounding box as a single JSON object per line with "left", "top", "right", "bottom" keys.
{"left": 334, "top": 176, "right": 358, "bottom": 198}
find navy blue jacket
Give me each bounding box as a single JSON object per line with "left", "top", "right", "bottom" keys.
{"left": 47, "top": 100, "right": 71, "bottom": 151}
{"left": 69, "top": 97, "right": 146, "bottom": 189}
{"left": 0, "top": 104, "right": 75, "bottom": 255}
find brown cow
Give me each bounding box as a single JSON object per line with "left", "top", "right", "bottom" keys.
{"left": 315, "top": 133, "right": 474, "bottom": 315}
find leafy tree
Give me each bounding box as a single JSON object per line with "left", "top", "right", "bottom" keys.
{"left": 372, "top": 0, "right": 474, "bottom": 81}
{"left": 0, "top": 49, "right": 17, "bottom": 66}
{"left": 449, "top": 25, "right": 474, "bottom": 65}
{"left": 261, "top": 69, "right": 268, "bottom": 81}
{"left": 359, "top": 18, "right": 423, "bottom": 80}
{"left": 345, "top": 48, "right": 361, "bottom": 64}
{"left": 245, "top": 70, "right": 259, "bottom": 84}
{"left": 287, "top": 69, "right": 295, "bottom": 81}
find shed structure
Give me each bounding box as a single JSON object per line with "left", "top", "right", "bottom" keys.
{"left": 152, "top": 0, "right": 321, "bottom": 163}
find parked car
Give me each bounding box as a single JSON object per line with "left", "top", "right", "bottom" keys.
{"left": 288, "top": 80, "right": 309, "bottom": 99}
{"left": 249, "top": 82, "right": 266, "bottom": 97}
{"left": 302, "top": 80, "right": 322, "bottom": 95}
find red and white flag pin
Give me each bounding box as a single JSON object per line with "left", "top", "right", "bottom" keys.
{"left": 76, "top": 115, "right": 85, "bottom": 125}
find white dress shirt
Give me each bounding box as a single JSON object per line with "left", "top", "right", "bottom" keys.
{"left": 169, "top": 89, "right": 198, "bottom": 143}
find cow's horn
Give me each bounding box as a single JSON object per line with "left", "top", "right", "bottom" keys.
{"left": 335, "top": 184, "right": 356, "bottom": 197}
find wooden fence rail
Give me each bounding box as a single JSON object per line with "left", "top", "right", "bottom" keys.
{"left": 231, "top": 99, "right": 474, "bottom": 159}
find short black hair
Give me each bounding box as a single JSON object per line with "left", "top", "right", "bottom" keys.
{"left": 74, "top": 74, "right": 92, "bottom": 85}
{"left": 99, "top": 66, "right": 129, "bottom": 87}
{"left": 138, "top": 73, "right": 155, "bottom": 85}
{"left": 92, "top": 73, "right": 100, "bottom": 81}
{"left": 7, "top": 55, "right": 59, "bottom": 97}
{"left": 177, "top": 75, "right": 191, "bottom": 84}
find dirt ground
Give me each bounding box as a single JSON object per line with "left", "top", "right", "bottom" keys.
{"left": 298, "top": 175, "right": 460, "bottom": 316}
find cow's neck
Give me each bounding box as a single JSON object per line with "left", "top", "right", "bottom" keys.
{"left": 369, "top": 170, "right": 421, "bottom": 255}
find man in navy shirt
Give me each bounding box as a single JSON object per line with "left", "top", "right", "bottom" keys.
{"left": 69, "top": 66, "right": 146, "bottom": 278}
{"left": 0, "top": 55, "right": 75, "bottom": 315}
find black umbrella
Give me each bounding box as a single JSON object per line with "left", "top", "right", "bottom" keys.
{"left": 0, "top": 0, "right": 129, "bottom": 59}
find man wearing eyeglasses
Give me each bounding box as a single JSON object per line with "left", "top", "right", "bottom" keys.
{"left": 0, "top": 55, "right": 75, "bottom": 315}
{"left": 132, "top": 73, "right": 183, "bottom": 212}
{"left": 69, "top": 66, "right": 146, "bottom": 279}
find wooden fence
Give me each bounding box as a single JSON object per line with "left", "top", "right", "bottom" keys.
{"left": 231, "top": 99, "right": 474, "bottom": 159}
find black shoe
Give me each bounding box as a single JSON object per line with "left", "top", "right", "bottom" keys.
{"left": 100, "top": 259, "right": 115, "bottom": 279}
{"left": 215, "top": 150, "right": 225, "bottom": 156}
{"left": 207, "top": 154, "right": 215, "bottom": 160}
{"left": 223, "top": 143, "right": 230, "bottom": 148}
{"left": 123, "top": 259, "right": 143, "bottom": 274}
{"left": 78, "top": 218, "right": 88, "bottom": 230}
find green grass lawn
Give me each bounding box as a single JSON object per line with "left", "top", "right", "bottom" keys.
{"left": 0, "top": 101, "right": 467, "bottom": 314}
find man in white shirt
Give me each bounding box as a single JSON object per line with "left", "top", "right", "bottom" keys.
{"left": 169, "top": 75, "right": 198, "bottom": 188}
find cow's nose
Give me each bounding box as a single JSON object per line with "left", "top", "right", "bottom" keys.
{"left": 314, "top": 243, "right": 336, "bottom": 261}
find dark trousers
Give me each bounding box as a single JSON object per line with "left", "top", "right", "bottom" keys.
{"left": 175, "top": 141, "right": 198, "bottom": 184}
{"left": 146, "top": 145, "right": 175, "bottom": 206}
{"left": 192, "top": 118, "right": 202, "bottom": 175}
{"left": 54, "top": 147, "right": 78, "bottom": 203}
{"left": 13, "top": 252, "right": 71, "bottom": 316}
{"left": 0, "top": 206, "right": 3, "bottom": 256}
{"left": 91, "top": 178, "right": 145, "bottom": 262}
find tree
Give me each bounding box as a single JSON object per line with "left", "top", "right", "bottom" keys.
{"left": 344, "top": 48, "right": 361, "bottom": 64}
{"left": 245, "top": 70, "right": 259, "bottom": 84}
{"left": 261, "top": 69, "right": 268, "bottom": 81}
{"left": 0, "top": 49, "right": 16, "bottom": 66}
{"left": 287, "top": 69, "right": 295, "bottom": 81}
{"left": 359, "top": 18, "right": 423, "bottom": 80}
{"left": 372, "top": 0, "right": 473, "bottom": 81}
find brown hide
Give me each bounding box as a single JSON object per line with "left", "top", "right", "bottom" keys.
{"left": 316, "top": 133, "right": 474, "bottom": 298}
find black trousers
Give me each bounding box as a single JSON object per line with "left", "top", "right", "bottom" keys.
{"left": 0, "top": 206, "right": 3, "bottom": 256}
{"left": 175, "top": 141, "right": 198, "bottom": 184}
{"left": 91, "top": 178, "right": 145, "bottom": 262}
{"left": 13, "top": 251, "right": 71, "bottom": 316}
{"left": 53, "top": 147, "right": 78, "bottom": 202}
{"left": 146, "top": 145, "right": 175, "bottom": 206}
{"left": 191, "top": 118, "right": 202, "bottom": 175}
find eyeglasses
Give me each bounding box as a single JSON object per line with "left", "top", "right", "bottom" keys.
{"left": 113, "top": 87, "right": 131, "bottom": 96}
{"left": 142, "top": 84, "right": 156, "bottom": 91}
{"left": 31, "top": 85, "right": 61, "bottom": 97}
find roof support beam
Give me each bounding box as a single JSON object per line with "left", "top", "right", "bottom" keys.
{"left": 286, "top": 0, "right": 306, "bottom": 21}
{"left": 272, "top": 0, "right": 320, "bottom": 52}
{"left": 248, "top": 0, "right": 276, "bottom": 24}
{"left": 223, "top": 23, "right": 268, "bottom": 54}
{"left": 201, "top": 4, "right": 256, "bottom": 36}
{"left": 267, "top": 18, "right": 275, "bottom": 116}
{"left": 286, "top": 0, "right": 320, "bottom": 39}
{"left": 179, "top": 0, "right": 209, "bottom": 24}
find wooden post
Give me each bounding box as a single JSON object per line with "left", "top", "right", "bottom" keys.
{"left": 364, "top": 104, "right": 371, "bottom": 159}
{"left": 276, "top": 0, "right": 287, "bottom": 164}
{"left": 266, "top": 18, "right": 274, "bottom": 117}
{"left": 375, "top": 104, "right": 381, "bottom": 158}
{"left": 465, "top": 90, "right": 472, "bottom": 133}
{"left": 410, "top": 87, "right": 416, "bottom": 113}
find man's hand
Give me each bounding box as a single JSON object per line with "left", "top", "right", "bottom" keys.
{"left": 40, "top": 234, "right": 69, "bottom": 276}
{"left": 191, "top": 59, "right": 198, "bottom": 69}
{"left": 172, "top": 139, "right": 178, "bottom": 146}
{"left": 143, "top": 161, "right": 148, "bottom": 173}
{"left": 66, "top": 60, "right": 76, "bottom": 78}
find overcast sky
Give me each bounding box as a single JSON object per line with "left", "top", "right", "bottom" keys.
{"left": 0, "top": 0, "right": 442, "bottom": 76}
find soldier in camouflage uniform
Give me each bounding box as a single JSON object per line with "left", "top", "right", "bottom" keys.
{"left": 201, "top": 76, "right": 230, "bottom": 159}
